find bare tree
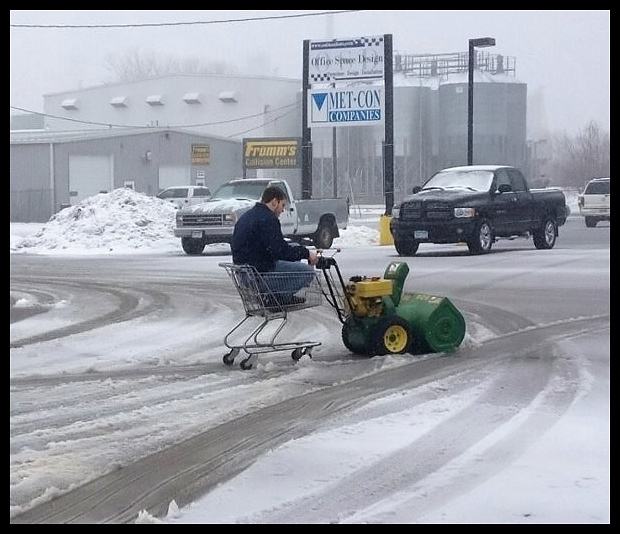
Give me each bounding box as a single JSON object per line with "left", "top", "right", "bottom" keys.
{"left": 104, "top": 48, "right": 239, "bottom": 82}
{"left": 545, "top": 121, "right": 610, "bottom": 188}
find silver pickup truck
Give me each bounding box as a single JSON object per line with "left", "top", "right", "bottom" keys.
{"left": 174, "top": 178, "right": 349, "bottom": 255}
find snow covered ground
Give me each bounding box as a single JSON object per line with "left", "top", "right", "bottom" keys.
{"left": 10, "top": 188, "right": 607, "bottom": 524}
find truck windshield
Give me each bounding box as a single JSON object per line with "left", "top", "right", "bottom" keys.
{"left": 211, "top": 182, "right": 267, "bottom": 200}
{"left": 423, "top": 169, "right": 494, "bottom": 192}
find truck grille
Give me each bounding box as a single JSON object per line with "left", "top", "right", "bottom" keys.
{"left": 181, "top": 214, "right": 224, "bottom": 226}
{"left": 402, "top": 206, "right": 422, "bottom": 219}
{"left": 401, "top": 201, "right": 452, "bottom": 221}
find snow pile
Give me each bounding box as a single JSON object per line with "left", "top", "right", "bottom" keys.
{"left": 10, "top": 222, "right": 45, "bottom": 250}
{"left": 12, "top": 189, "right": 178, "bottom": 255}
{"left": 334, "top": 225, "right": 379, "bottom": 247}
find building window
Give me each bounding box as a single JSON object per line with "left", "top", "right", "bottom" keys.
{"left": 182, "top": 92, "right": 201, "bottom": 104}
{"left": 218, "top": 91, "right": 237, "bottom": 103}
{"left": 61, "top": 98, "right": 79, "bottom": 110}
{"left": 110, "top": 96, "right": 128, "bottom": 108}
{"left": 146, "top": 95, "right": 164, "bottom": 106}
{"left": 123, "top": 180, "right": 135, "bottom": 190}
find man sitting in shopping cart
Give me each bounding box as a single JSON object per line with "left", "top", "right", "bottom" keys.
{"left": 231, "top": 185, "right": 319, "bottom": 307}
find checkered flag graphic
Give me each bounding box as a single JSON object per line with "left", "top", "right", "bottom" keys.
{"left": 360, "top": 36, "right": 384, "bottom": 46}
{"left": 310, "top": 73, "right": 332, "bottom": 82}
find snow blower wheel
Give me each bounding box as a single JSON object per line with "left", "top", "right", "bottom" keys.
{"left": 371, "top": 315, "right": 412, "bottom": 355}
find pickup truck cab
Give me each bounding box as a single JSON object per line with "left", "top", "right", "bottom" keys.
{"left": 174, "top": 178, "right": 349, "bottom": 255}
{"left": 390, "top": 165, "right": 568, "bottom": 255}
{"left": 578, "top": 177, "right": 610, "bottom": 227}
{"left": 157, "top": 185, "right": 212, "bottom": 209}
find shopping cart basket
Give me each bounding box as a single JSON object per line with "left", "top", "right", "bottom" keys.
{"left": 219, "top": 263, "right": 323, "bottom": 369}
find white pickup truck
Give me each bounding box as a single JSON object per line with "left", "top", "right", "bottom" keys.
{"left": 578, "top": 177, "right": 610, "bottom": 227}
{"left": 174, "top": 178, "right": 349, "bottom": 255}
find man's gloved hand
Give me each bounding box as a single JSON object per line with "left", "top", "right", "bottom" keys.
{"left": 315, "top": 255, "right": 336, "bottom": 270}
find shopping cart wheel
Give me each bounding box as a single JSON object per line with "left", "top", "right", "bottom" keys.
{"left": 291, "top": 348, "right": 304, "bottom": 361}
{"left": 223, "top": 348, "right": 239, "bottom": 366}
{"left": 240, "top": 356, "right": 254, "bottom": 370}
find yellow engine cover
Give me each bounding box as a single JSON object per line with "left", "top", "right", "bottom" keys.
{"left": 352, "top": 279, "right": 393, "bottom": 298}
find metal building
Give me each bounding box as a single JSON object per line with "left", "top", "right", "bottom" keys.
{"left": 10, "top": 128, "right": 242, "bottom": 222}
{"left": 43, "top": 74, "right": 301, "bottom": 139}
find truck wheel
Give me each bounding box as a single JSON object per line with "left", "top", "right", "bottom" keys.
{"left": 585, "top": 216, "right": 598, "bottom": 228}
{"left": 313, "top": 223, "right": 334, "bottom": 249}
{"left": 394, "top": 239, "right": 419, "bottom": 256}
{"left": 533, "top": 217, "right": 557, "bottom": 249}
{"left": 370, "top": 315, "right": 412, "bottom": 356}
{"left": 181, "top": 237, "right": 205, "bottom": 255}
{"left": 467, "top": 219, "right": 493, "bottom": 255}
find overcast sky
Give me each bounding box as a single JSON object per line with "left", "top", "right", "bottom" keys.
{"left": 10, "top": 10, "right": 609, "bottom": 136}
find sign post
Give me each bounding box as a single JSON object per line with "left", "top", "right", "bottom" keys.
{"left": 302, "top": 39, "right": 312, "bottom": 200}
{"left": 384, "top": 34, "right": 394, "bottom": 216}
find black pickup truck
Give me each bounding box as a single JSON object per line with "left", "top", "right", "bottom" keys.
{"left": 390, "top": 165, "right": 568, "bottom": 255}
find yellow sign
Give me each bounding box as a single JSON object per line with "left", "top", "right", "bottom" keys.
{"left": 191, "top": 144, "right": 210, "bottom": 165}
{"left": 243, "top": 138, "right": 301, "bottom": 169}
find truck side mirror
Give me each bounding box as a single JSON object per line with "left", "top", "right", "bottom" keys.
{"left": 412, "top": 186, "right": 422, "bottom": 194}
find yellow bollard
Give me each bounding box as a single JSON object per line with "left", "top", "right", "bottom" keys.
{"left": 378, "top": 215, "right": 394, "bottom": 246}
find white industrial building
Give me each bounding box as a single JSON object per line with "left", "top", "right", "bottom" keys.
{"left": 42, "top": 74, "right": 301, "bottom": 139}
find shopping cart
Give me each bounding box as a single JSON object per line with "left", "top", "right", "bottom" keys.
{"left": 219, "top": 263, "right": 323, "bottom": 369}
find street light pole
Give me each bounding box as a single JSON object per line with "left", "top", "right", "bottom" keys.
{"left": 467, "top": 37, "right": 496, "bottom": 166}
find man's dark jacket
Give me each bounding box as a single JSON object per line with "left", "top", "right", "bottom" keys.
{"left": 231, "top": 202, "right": 309, "bottom": 272}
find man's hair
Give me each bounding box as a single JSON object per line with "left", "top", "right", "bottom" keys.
{"left": 261, "top": 186, "right": 286, "bottom": 204}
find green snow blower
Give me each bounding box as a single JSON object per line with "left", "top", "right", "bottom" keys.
{"left": 316, "top": 256, "right": 466, "bottom": 356}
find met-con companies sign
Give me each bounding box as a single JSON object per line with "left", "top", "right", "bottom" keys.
{"left": 309, "top": 86, "right": 384, "bottom": 128}
{"left": 243, "top": 138, "right": 301, "bottom": 169}
{"left": 309, "top": 35, "right": 384, "bottom": 83}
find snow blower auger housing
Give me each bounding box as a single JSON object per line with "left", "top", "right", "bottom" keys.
{"left": 317, "top": 256, "right": 466, "bottom": 356}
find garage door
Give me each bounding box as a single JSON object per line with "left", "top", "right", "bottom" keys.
{"left": 158, "top": 165, "right": 190, "bottom": 191}
{"left": 68, "top": 155, "right": 114, "bottom": 205}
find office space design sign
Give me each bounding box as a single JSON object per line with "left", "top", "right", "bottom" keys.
{"left": 243, "top": 138, "right": 301, "bottom": 169}
{"left": 309, "top": 35, "right": 384, "bottom": 83}
{"left": 308, "top": 86, "right": 384, "bottom": 128}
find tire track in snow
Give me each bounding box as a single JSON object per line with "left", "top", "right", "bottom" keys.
{"left": 11, "top": 314, "right": 605, "bottom": 524}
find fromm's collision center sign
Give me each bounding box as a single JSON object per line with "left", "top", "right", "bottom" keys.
{"left": 243, "top": 138, "right": 301, "bottom": 169}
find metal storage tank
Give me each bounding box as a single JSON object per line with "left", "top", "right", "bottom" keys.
{"left": 438, "top": 73, "right": 527, "bottom": 170}
{"left": 311, "top": 83, "right": 433, "bottom": 204}
{"left": 392, "top": 84, "right": 433, "bottom": 199}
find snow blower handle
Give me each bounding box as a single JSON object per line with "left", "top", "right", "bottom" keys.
{"left": 315, "top": 248, "right": 341, "bottom": 270}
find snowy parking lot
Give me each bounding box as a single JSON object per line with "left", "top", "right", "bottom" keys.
{"left": 10, "top": 190, "right": 608, "bottom": 524}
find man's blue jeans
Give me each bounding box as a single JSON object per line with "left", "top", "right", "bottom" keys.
{"left": 266, "top": 260, "right": 315, "bottom": 295}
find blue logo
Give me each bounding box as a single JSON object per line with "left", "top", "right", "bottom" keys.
{"left": 312, "top": 93, "right": 328, "bottom": 111}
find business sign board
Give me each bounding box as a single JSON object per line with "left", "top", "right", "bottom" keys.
{"left": 191, "top": 144, "right": 210, "bottom": 165}
{"left": 243, "top": 137, "right": 301, "bottom": 169}
{"left": 309, "top": 35, "right": 384, "bottom": 83}
{"left": 308, "top": 86, "right": 384, "bottom": 128}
